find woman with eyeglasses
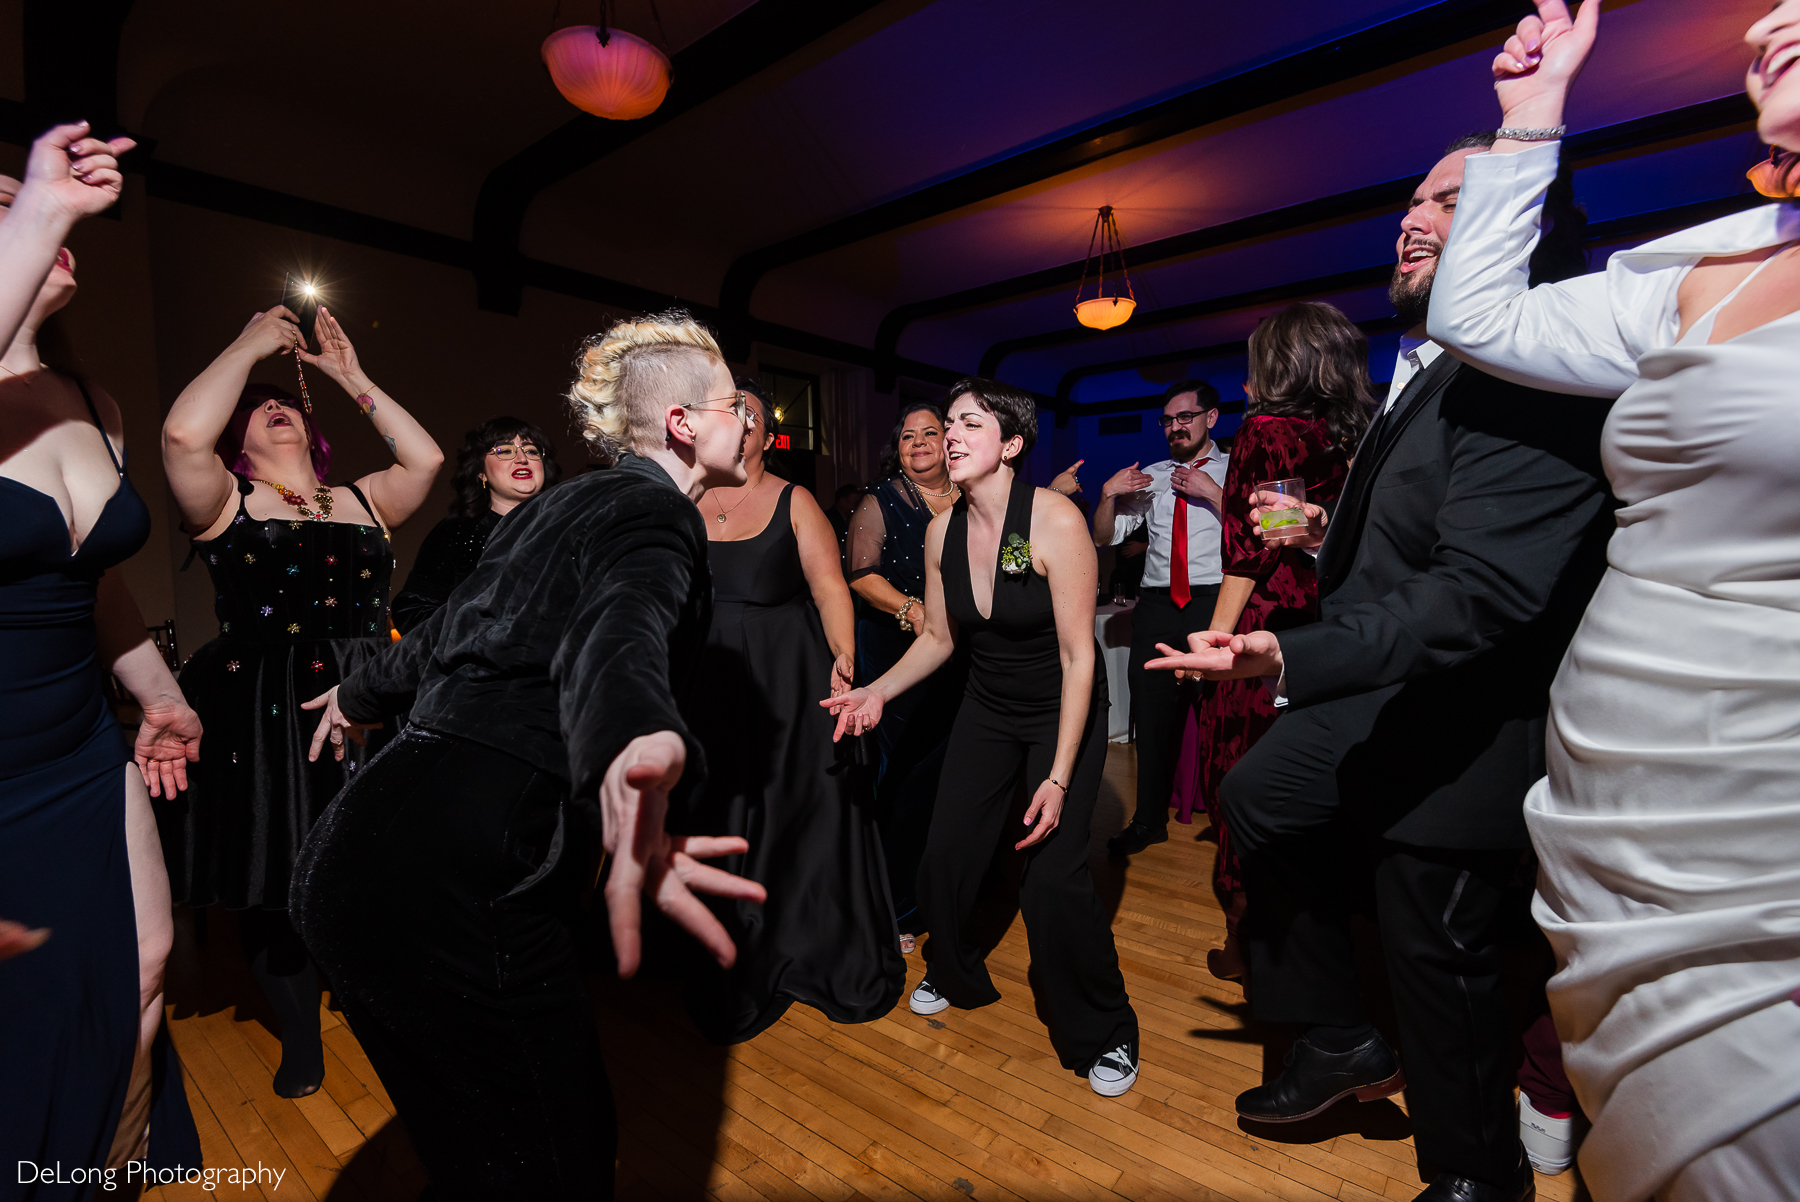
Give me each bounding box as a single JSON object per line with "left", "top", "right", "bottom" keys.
{"left": 292, "top": 312, "right": 763, "bottom": 1199}
{"left": 676, "top": 376, "right": 904, "bottom": 1043}
{"left": 391, "top": 417, "right": 562, "bottom": 633}
{"left": 158, "top": 304, "right": 442, "bottom": 1098}
{"left": 846, "top": 400, "right": 967, "bottom": 954}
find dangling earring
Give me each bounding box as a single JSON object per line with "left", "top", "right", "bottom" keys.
{"left": 1748, "top": 146, "right": 1800, "bottom": 199}
{"left": 480, "top": 477, "right": 489, "bottom": 489}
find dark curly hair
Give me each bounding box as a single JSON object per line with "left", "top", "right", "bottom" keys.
{"left": 944, "top": 376, "right": 1037, "bottom": 464}
{"left": 449, "top": 416, "right": 562, "bottom": 519}
{"left": 1245, "top": 302, "right": 1376, "bottom": 455}
{"left": 877, "top": 399, "right": 947, "bottom": 479}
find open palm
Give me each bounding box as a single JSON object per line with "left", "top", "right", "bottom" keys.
{"left": 301, "top": 306, "right": 365, "bottom": 389}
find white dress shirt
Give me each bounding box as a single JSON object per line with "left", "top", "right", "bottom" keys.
{"left": 1105, "top": 449, "right": 1230, "bottom": 589}
{"left": 1386, "top": 335, "right": 1445, "bottom": 412}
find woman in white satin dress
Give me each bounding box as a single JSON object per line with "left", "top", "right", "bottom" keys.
{"left": 1427, "top": 3, "right": 1800, "bottom": 1200}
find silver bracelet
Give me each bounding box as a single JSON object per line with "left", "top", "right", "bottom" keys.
{"left": 1494, "top": 125, "right": 1566, "bottom": 142}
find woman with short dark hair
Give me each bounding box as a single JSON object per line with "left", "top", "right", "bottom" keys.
{"left": 391, "top": 416, "right": 561, "bottom": 633}
{"left": 826, "top": 376, "right": 1141, "bottom": 1099}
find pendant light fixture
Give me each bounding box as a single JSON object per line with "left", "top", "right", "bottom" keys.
{"left": 1072, "top": 206, "right": 1137, "bottom": 331}
{"left": 542, "top": 1, "right": 672, "bottom": 121}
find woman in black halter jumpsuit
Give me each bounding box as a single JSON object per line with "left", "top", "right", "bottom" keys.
{"left": 826, "top": 379, "right": 1139, "bottom": 1095}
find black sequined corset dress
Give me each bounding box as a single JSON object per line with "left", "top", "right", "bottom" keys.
{"left": 159, "top": 473, "right": 394, "bottom": 910}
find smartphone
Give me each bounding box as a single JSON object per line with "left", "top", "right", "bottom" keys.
{"left": 281, "top": 273, "right": 320, "bottom": 354}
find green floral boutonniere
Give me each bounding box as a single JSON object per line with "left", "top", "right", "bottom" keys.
{"left": 1000, "top": 533, "right": 1033, "bottom": 576}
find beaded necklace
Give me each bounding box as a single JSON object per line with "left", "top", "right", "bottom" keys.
{"left": 253, "top": 478, "right": 334, "bottom": 521}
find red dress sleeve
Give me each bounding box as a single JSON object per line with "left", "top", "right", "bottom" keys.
{"left": 1220, "top": 416, "right": 1317, "bottom": 580}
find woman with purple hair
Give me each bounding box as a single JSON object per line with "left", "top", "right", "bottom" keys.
{"left": 158, "top": 304, "right": 442, "bottom": 1097}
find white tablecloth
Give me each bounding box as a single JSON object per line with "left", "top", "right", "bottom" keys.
{"left": 1096, "top": 602, "right": 1135, "bottom": 742}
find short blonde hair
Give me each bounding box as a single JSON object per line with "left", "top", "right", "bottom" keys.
{"left": 567, "top": 311, "right": 723, "bottom": 458}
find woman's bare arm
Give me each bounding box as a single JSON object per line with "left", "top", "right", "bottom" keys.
{"left": 791, "top": 485, "right": 858, "bottom": 692}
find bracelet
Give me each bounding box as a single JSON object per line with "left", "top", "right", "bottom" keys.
{"left": 895, "top": 597, "right": 921, "bottom": 632}
{"left": 1046, "top": 778, "right": 1068, "bottom": 794}
{"left": 1494, "top": 125, "right": 1566, "bottom": 142}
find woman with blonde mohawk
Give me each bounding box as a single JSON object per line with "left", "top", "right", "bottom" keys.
{"left": 292, "top": 311, "right": 766, "bottom": 1200}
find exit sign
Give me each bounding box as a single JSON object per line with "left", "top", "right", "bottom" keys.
{"left": 774, "top": 434, "right": 790, "bottom": 449}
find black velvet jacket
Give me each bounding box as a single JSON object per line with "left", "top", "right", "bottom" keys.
{"left": 390, "top": 509, "right": 501, "bottom": 634}
{"left": 337, "top": 454, "right": 713, "bottom": 828}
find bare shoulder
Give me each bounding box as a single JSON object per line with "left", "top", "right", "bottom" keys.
{"left": 1029, "top": 486, "right": 1089, "bottom": 541}
{"left": 924, "top": 504, "right": 954, "bottom": 554}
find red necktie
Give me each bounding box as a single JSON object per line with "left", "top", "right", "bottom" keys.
{"left": 1170, "top": 485, "right": 1190, "bottom": 609}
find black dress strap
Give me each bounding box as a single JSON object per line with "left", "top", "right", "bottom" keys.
{"left": 75, "top": 380, "right": 124, "bottom": 477}
{"left": 338, "top": 480, "right": 382, "bottom": 532}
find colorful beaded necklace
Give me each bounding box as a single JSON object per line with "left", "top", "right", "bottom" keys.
{"left": 253, "top": 478, "right": 334, "bottom": 521}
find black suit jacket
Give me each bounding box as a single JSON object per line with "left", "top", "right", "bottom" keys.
{"left": 1278, "top": 351, "right": 1615, "bottom": 849}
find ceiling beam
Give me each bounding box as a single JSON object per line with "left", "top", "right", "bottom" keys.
{"left": 876, "top": 94, "right": 1756, "bottom": 387}
{"left": 715, "top": 0, "right": 1539, "bottom": 357}
{"left": 1048, "top": 190, "right": 1768, "bottom": 405}
{"left": 979, "top": 264, "right": 1396, "bottom": 378}
{"left": 470, "top": 0, "right": 890, "bottom": 316}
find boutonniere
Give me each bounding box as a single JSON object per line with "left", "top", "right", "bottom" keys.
{"left": 1000, "top": 533, "right": 1033, "bottom": 576}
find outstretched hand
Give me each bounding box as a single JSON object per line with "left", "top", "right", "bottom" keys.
{"left": 599, "top": 731, "right": 766, "bottom": 979}
{"left": 20, "top": 122, "right": 136, "bottom": 224}
{"left": 301, "top": 686, "right": 382, "bottom": 763}
{"left": 1050, "top": 459, "right": 1085, "bottom": 496}
{"left": 134, "top": 700, "right": 202, "bottom": 799}
{"left": 1144, "top": 629, "right": 1284, "bottom": 682}
{"left": 821, "top": 686, "right": 884, "bottom": 740}
{"left": 1493, "top": 0, "right": 1600, "bottom": 129}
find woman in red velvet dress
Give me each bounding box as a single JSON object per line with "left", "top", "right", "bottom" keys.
{"left": 1186, "top": 302, "right": 1374, "bottom": 982}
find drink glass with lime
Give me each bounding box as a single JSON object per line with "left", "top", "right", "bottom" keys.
{"left": 1256, "top": 478, "right": 1308, "bottom": 544}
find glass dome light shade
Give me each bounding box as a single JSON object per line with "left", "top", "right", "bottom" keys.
{"left": 542, "top": 26, "right": 671, "bottom": 121}
{"left": 1074, "top": 296, "right": 1136, "bottom": 331}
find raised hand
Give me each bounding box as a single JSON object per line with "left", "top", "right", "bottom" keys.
{"left": 1016, "top": 780, "right": 1065, "bottom": 850}
{"left": 134, "top": 699, "right": 202, "bottom": 799}
{"left": 1103, "top": 462, "right": 1155, "bottom": 499}
{"left": 301, "top": 686, "right": 383, "bottom": 763}
{"left": 230, "top": 306, "right": 305, "bottom": 363}
{"left": 300, "top": 306, "right": 374, "bottom": 396}
{"left": 599, "top": 731, "right": 766, "bottom": 978}
{"left": 1493, "top": 0, "right": 1600, "bottom": 130}
{"left": 1051, "top": 459, "right": 1085, "bottom": 496}
{"left": 21, "top": 122, "right": 136, "bottom": 224}
{"left": 1170, "top": 460, "right": 1222, "bottom": 507}
{"left": 821, "top": 686, "right": 884, "bottom": 740}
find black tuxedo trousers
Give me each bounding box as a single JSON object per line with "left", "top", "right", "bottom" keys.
{"left": 1219, "top": 354, "right": 1616, "bottom": 1185}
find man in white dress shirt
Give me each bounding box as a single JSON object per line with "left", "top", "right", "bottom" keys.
{"left": 1092, "top": 379, "right": 1229, "bottom": 856}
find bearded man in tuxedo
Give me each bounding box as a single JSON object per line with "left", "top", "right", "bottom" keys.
{"left": 1149, "top": 134, "right": 1612, "bottom": 1202}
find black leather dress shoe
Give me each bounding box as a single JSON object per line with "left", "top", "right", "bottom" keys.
{"left": 1106, "top": 820, "right": 1168, "bottom": 856}
{"left": 1236, "top": 1031, "right": 1405, "bottom": 1123}
{"left": 1411, "top": 1151, "right": 1535, "bottom": 1201}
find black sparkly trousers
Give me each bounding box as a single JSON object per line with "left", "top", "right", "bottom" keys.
{"left": 293, "top": 728, "right": 615, "bottom": 1200}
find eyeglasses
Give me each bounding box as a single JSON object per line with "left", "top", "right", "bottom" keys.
{"left": 489, "top": 445, "right": 543, "bottom": 462}
{"left": 1157, "top": 410, "right": 1214, "bottom": 429}
{"left": 683, "top": 392, "right": 758, "bottom": 427}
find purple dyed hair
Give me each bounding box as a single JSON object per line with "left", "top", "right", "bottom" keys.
{"left": 219, "top": 384, "right": 332, "bottom": 480}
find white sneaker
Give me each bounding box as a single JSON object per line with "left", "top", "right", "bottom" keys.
{"left": 1089, "top": 1044, "right": 1139, "bottom": 1097}
{"left": 1520, "top": 1091, "right": 1575, "bottom": 1175}
{"left": 909, "top": 977, "right": 950, "bottom": 1016}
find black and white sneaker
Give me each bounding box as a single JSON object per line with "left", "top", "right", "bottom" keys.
{"left": 1089, "top": 1044, "right": 1139, "bottom": 1097}
{"left": 909, "top": 977, "right": 950, "bottom": 1016}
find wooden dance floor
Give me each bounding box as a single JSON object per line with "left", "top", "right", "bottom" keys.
{"left": 144, "top": 745, "right": 1581, "bottom": 1202}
